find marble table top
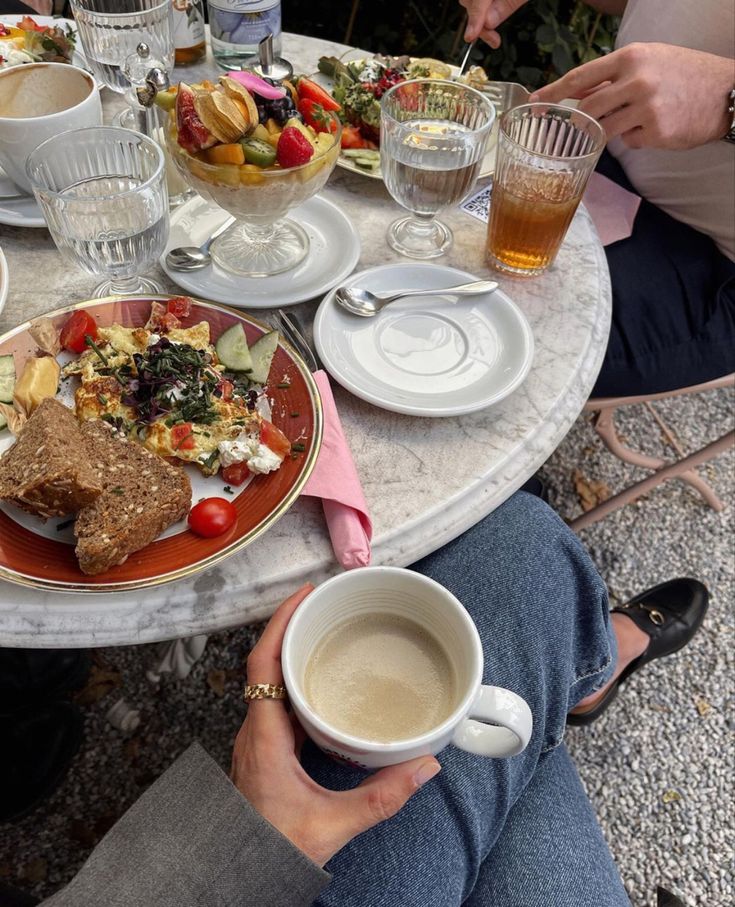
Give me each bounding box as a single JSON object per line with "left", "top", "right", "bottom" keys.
{"left": 0, "top": 33, "right": 611, "bottom": 648}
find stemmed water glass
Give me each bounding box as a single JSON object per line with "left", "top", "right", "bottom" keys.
{"left": 26, "top": 126, "right": 169, "bottom": 298}
{"left": 69, "top": 0, "right": 174, "bottom": 98}
{"left": 380, "top": 79, "right": 496, "bottom": 259}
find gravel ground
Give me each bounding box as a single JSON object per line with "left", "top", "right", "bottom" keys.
{"left": 1, "top": 388, "right": 733, "bottom": 906}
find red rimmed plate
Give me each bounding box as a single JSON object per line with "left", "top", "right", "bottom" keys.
{"left": 0, "top": 295, "right": 322, "bottom": 592}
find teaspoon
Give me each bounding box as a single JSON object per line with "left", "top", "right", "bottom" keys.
{"left": 165, "top": 216, "right": 236, "bottom": 271}
{"left": 334, "top": 279, "right": 499, "bottom": 318}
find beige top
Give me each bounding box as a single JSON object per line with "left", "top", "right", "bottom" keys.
{"left": 609, "top": 0, "right": 735, "bottom": 260}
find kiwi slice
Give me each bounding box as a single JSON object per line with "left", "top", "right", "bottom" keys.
{"left": 241, "top": 138, "right": 277, "bottom": 167}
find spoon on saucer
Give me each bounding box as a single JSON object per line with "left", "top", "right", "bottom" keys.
{"left": 165, "top": 216, "right": 236, "bottom": 271}
{"left": 335, "top": 279, "right": 499, "bottom": 317}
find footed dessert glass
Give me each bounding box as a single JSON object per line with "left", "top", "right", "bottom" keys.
{"left": 166, "top": 115, "right": 342, "bottom": 277}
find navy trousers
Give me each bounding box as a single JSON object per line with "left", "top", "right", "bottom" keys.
{"left": 592, "top": 150, "right": 735, "bottom": 398}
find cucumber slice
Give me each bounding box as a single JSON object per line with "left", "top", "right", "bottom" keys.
{"left": 241, "top": 138, "right": 277, "bottom": 167}
{"left": 248, "top": 330, "right": 279, "bottom": 386}
{"left": 215, "top": 324, "right": 253, "bottom": 373}
{"left": 0, "top": 354, "right": 15, "bottom": 404}
{"left": 354, "top": 156, "right": 379, "bottom": 170}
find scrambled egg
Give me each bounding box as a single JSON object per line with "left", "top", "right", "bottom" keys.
{"left": 62, "top": 321, "right": 261, "bottom": 475}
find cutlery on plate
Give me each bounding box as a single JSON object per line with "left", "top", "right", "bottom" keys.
{"left": 334, "top": 279, "right": 499, "bottom": 318}
{"left": 273, "top": 308, "right": 321, "bottom": 372}
{"left": 165, "top": 216, "right": 236, "bottom": 271}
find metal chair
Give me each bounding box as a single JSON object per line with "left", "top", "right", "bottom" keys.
{"left": 570, "top": 373, "right": 735, "bottom": 531}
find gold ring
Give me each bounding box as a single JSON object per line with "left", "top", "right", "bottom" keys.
{"left": 243, "top": 683, "right": 288, "bottom": 702}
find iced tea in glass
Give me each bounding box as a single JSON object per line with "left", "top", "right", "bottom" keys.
{"left": 487, "top": 104, "right": 605, "bottom": 277}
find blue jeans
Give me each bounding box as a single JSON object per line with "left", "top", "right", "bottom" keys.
{"left": 302, "top": 492, "right": 631, "bottom": 906}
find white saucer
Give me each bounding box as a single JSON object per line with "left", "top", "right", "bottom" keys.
{"left": 0, "top": 245, "right": 8, "bottom": 314}
{"left": 0, "top": 167, "right": 45, "bottom": 228}
{"left": 313, "top": 263, "right": 534, "bottom": 417}
{"left": 161, "top": 194, "right": 361, "bottom": 308}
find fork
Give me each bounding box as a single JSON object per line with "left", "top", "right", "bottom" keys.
{"left": 272, "top": 309, "right": 322, "bottom": 373}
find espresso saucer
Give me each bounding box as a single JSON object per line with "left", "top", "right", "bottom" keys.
{"left": 161, "top": 193, "right": 361, "bottom": 308}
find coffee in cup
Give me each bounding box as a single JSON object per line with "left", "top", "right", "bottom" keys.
{"left": 282, "top": 567, "right": 533, "bottom": 769}
{"left": 0, "top": 62, "right": 102, "bottom": 194}
{"left": 304, "top": 612, "right": 459, "bottom": 743}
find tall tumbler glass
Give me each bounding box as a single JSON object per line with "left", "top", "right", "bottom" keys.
{"left": 487, "top": 103, "right": 605, "bottom": 277}
{"left": 381, "top": 79, "right": 495, "bottom": 259}
{"left": 70, "top": 0, "right": 174, "bottom": 95}
{"left": 26, "top": 126, "right": 169, "bottom": 298}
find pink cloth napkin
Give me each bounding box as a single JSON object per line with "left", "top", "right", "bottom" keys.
{"left": 302, "top": 370, "right": 373, "bottom": 569}
{"left": 583, "top": 172, "right": 641, "bottom": 246}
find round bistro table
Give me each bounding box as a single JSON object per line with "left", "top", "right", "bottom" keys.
{"left": 0, "top": 33, "right": 611, "bottom": 648}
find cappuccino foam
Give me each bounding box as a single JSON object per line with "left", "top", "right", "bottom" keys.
{"left": 304, "top": 613, "right": 458, "bottom": 742}
{"left": 0, "top": 66, "right": 91, "bottom": 119}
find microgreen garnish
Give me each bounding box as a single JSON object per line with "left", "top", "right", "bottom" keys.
{"left": 223, "top": 485, "right": 234, "bottom": 494}
{"left": 85, "top": 334, "right": 108, "bottom": 366}
{"left": 291, "top": 442, "right": 306, "bottom": 452}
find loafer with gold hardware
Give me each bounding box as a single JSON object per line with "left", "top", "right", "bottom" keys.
{"left": 568, "top": 578, "right": 709, "bottom": 726}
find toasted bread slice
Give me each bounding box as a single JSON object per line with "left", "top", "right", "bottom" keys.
{"left": 75, "top": 420, "right": 192, "bottom": 576}
{"left": 0, "top": 398, "right": 102, "bottom": 519}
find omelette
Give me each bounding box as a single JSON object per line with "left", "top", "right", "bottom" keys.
{"left": 61, "top": 320, "right": 263, "bottom": 476}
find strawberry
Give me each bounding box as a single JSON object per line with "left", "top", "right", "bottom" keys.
{"left": 276, "top": 126, "right": 314, "bottom": 168}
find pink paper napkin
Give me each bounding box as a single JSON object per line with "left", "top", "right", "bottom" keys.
{"left": 583, "top": 172, "right": 641, "bottom": 246}
{"left": 302, "top": 370, "right": 373, "bottom": 569}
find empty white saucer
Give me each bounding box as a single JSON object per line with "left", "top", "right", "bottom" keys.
{"left": 161, "top": 193, "right": 361, "bottom": 308}
{"left": 313, "top": 263, "right": 534, "bottom": 417}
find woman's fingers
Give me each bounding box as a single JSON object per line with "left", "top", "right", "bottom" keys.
{"left": 246, "top": 583, "right": 314, "bottom": 685}
{"left": 337, "top": 758, "right": 441, "bottom": 840}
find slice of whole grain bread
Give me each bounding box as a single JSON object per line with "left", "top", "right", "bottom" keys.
{"left": 76, "top": 420, "right": 192, "bottom": 576}
{"left": 0, "top": 398, "right": 102, "bottom": 519}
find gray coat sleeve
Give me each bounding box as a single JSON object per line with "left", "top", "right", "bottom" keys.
{"left": 42, "top": 741, "right": 330, "bottom": 907}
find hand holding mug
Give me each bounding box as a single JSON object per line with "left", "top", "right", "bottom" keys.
{"left": 230, "top": 584, "right": 441, "bottom": 868}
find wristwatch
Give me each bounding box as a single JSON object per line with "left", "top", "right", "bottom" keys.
{"left": 724, "top": 88, "right": 735, "bottom": 144}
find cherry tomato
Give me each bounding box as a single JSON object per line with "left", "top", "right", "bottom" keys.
{"left": 188, "top": 498, "right": 237, "bottom": 538}
{"left": 340, "top": 124, "right": 372, "bottom": 149}
{"left": 296, "top": 77, "right": 341, "bottom": 112}
{"left": 297, "top": 98, "right": 337, "bottom": 134}
{"left": 260, "top": 419, "right": 291, "bottom": 459}
{"left": 171, "top": 422, "right": 195, "bottom": 450}
{"left": 60, "top": 310, "right": 98, "bottom": 354}
{"left": 167, "top": 296, "right": 191, "bottom": 319}
{"left": 221, "top": 462, "right": 249, "bottom": 486}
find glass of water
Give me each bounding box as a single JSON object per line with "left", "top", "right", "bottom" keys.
{"left": 380, "top": 79, "right": 496, "bottom": 259}
{"left": 69, "top": 0, "right": 174, "bottom": 94}
{"left": 26, "top": 126, "right": 169, "bottom": 297}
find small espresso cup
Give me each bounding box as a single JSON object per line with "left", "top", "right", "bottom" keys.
{"left": 0, "top": 62, "right": 102, "bottom": 194}
{"left": 282, "top": 567, "right": 533, "bottom": 770}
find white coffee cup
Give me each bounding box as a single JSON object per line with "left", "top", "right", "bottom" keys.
{"left": 282, "top": 567, "right": 533, "bottom": 770}
{"left": 0, "top": 62, "right": 102, "bottom": 193}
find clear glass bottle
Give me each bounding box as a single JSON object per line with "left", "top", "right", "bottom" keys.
{"left": 208, "top": 0, "right": 282, "bottom": 71}
{"left": 173, "top": 0, "right": 206, "bottom": 66}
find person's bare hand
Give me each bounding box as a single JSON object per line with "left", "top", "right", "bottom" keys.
{"left": 530, "top": 43, "right": 734, "bottom": 149}
{"left": 460, "top": 0, "right": 528, "bottom": 48}
{"left": 230, "top": 584, "right": 441, "bottom": 868}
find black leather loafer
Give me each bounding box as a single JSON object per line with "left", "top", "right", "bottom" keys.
{"left": 568, "top": 578, "right": 709, "bottom": 726}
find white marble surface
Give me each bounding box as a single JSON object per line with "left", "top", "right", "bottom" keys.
{"left": 0, "top": 34, "right": 611, "bottom": 647}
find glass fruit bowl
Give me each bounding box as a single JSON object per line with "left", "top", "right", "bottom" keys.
{"left": 166, "top": 112, "right": 342, "bottom": 277}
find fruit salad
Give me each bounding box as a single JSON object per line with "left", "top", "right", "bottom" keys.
{"left": 161, "top": 73, "right": 341, "bottom": 219}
